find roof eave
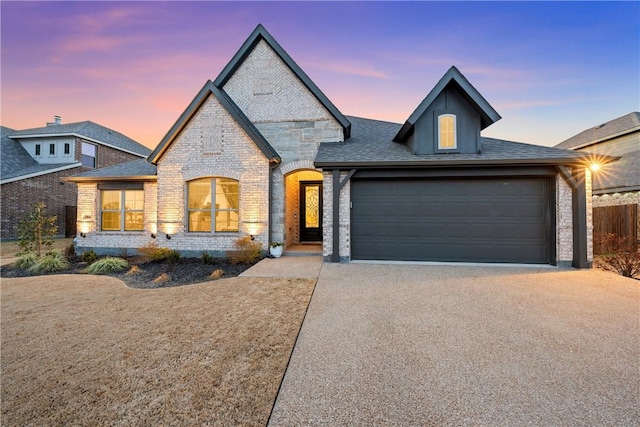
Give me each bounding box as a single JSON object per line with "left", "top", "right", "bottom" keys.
{"left": 314, "top": 157, "right": 593, "bottom": 169}
{"left": 63, "top": 175, "right": 158, "bottom": 183}
{"left": 9, "top": 133, "right": 148, "bottom": 158}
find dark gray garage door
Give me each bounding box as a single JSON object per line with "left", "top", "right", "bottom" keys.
{"left": 351, "top": 178, "right": 551, "bottom": 263}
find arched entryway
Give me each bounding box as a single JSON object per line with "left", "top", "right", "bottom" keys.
{"left": 284, "top": 169, "right": 323, "bottom": 249}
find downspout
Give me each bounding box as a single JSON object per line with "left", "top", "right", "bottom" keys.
{"left": 557, "top": 166, "right": 591, "bottom": 269}
{"left": 332, "top": 169, "right": 340, "bottom": 262}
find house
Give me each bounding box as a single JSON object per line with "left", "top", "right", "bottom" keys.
{"left": 1, "top": 119, "right": 150, "bottom": 239}
{"left": 555, "top": 112, "right": 639, "bottom": 250}
{"left": 66, "top": 24, "right": 600, "bottom": 268}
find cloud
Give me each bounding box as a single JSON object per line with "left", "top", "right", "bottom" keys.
{"left": 305, "top": 60, "right": 392, "bottom": 80}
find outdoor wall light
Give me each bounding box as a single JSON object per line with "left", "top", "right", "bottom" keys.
{"left": 589, "top": 162, "right": 601, "bottom": 173}
{"left": 80, "top": 232, "right": 86, "bottom": 238}
{"left": 166, "top": 234, "right": 172, "bottom": 240}
{"left": 151, "top": 233, "right": 156, "bottom": 239}
{"left": 250, "top": 234, "right": 255, "bottom": 240}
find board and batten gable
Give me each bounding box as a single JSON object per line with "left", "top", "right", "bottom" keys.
{"left": 408, "top": 83, "right": 482, "bottom": 155}
{"left": 155, "top": 92, "right": 272, "bottom": 253}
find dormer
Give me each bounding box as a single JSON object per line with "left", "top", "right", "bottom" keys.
{"left": 393, "top": 66, "right": 501, "bottom": 155}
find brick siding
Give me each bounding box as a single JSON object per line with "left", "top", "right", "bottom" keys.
{"left": 1, "top": 139, "right": 143, "bottom": 240}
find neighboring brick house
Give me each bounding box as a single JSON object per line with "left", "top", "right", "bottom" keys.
{"left": 1, "top": 119, "right": 150, "bottom": 239}
{"left": 67, "top": 24, "right": 601, "bottom": 268}
{"left": 555, "top": 112, "right": 640, "bottom": 249}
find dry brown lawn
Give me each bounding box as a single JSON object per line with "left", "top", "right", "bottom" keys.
{"left": 0, "top": 238, "right": 74, "bottom": 258}
{"left": 1, "top": 275, "right": 315, "bottom": 426}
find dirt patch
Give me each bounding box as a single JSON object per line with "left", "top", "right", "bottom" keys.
{"left": 1, "top": 274, "right": 315, "bottom": 426}
{"left": 0, "top": 256, "right": 259, "bottom": 288}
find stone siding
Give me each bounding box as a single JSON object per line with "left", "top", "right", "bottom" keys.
{"left": 155, "top": 93, "right": 270, "bottom": 253}
{"left": 322, "top": 171, "right": 351, "bottom": 260}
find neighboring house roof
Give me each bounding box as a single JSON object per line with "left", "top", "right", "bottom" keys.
{"left": 2, "top": 126, "right": 82, "bottom": 183}
{"left": 555, "top": 112, "right": 640, "bottom": 150}
{"left": 9, "top": 120, "right": 151, "bottom": 157}
{"left": 213, "top": 24, "right": 351, "bottom": 138}
{"left": 591, "top": 150, "right": 640, "bottom": 194}
{"left": 1, "top": 126, "right": 36, "bottom": 178}
{"left": 64, "top": 159, "right": 157, "bottom": 182}
{"left": 316, "top": 116, "right": 591, "bottom": 168}
{"left": 393, "top": 66, "right": 501, "bottom": 142}
{"left": 148, "top": 80, "right": 280, "bottom": 165}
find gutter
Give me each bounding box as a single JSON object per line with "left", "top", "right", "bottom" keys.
{"left": 1, "top": 162, "right": 82, "bottom": 185}
{"left": 63, "top": 175, "right": 157, "bottom": 183}
{"left": 314, "top": 157, "right": 602, "bottom": 169}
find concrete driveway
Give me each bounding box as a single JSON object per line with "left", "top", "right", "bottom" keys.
{"left": 269, "top": 263, "right": 639, "bottom": 426}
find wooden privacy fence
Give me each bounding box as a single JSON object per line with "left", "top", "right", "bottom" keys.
{"left": 593, "top": 204, "right": 638, "bottom": 254}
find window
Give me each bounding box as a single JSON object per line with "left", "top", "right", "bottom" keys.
{"left": 64, "top": 143, "right": 70, "bottom": 155}
{"left": 188, "top": 178, "right": 239, "bottom": 232}
{"left": 101, "top": 190, "right": 144, "bottom": 231}
{"left": 82, "top": 142, "right": 96, "bottom": 168}
{"left": 49, "top": 143, "right": 55, "bottom": 155}
{"left": 438, "top": 114, "right": 457, "bottom": 149}
{"left": 35, "top": 144, "right": 41, "bottom": 156}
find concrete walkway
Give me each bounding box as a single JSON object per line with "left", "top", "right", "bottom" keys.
{"left": 269, "top": 263, "right": 640, "bottom": 426}
{"left": 240, "top": 256, "right": 323, "bottom": 279}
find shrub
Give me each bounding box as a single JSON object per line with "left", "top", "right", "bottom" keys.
{"left": 63, "top": 242, "right": 76, "bottom": 259}
{"left": 230, "top": 236, "right": 262, "bottom": 265}
{"left": 598, "top": 233, "right": 640, "bottom": 279}
{"left": 28, "top": 251, "right": 70, "bottom": 273}
{"left": 153, "top": 273, "right": 170, "bottom": 284}
{"left": 201, "top": 251, "right": 214, "bottom": 265}
{"left": 126, "top": 265, "right": 141, "bottom": 276}
{"left": 80, "top": 250, "right": 98, "bottom": 264}
{"left": 138, "top": 243, "right": 173, "bottom": 262}
{"left": 15, "top": 252, "right": 38, "bottom": 270}
{"left": 85, "top": 257, "right": 129, "bottom": 274}
{"left": 209, "top": 269, "right": 224, "bottom": 280}
{"left": 17, "top": 202, "right": 57, "bottom": 256}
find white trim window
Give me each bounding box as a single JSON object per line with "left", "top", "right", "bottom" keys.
{"left": 101, "top": 190, "right": 144, "bottom": 231}
{"left": 81, "top": 142, "right": 96, "bottom": 168}
{"left": 188, "top": 177, "right": 239, "bottom": 233}
{"left": 438, "top": 114, "right": 457, "bottom": 149}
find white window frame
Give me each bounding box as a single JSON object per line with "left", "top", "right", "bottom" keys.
{"left": 81, "top": 142, "right": 96, "bottom": 168}
{"left": 438, "top": 114, "right": 457, "bottom": 150}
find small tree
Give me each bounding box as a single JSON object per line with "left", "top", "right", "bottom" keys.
{"left": 17, "top": 202, "right": 58, "bottom": 256}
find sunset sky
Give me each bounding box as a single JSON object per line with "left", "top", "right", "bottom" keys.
{"left": 2, "top": 1, "right": 638, "bottom": 149}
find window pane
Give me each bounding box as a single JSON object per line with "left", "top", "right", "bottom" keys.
{"left": 215, "top": 210, "right": 239, "bottom": 232}
{"left": 189, "top": 211, "right": 211, "bottom": 232}
{"left": 125, "top": 191, "right": 144, "bottom": 211}
{"left": 439, "top": 115, "right": 456, "bottom": 149}
{"left": 35, "top": 145, "right": 41, "bottom": 156}
{"left": 102, "top": 212, "right": 121, "bottom": 231}
{"left": 189, "top": 180, "right": 211, "bottom": 209}
{"left": 82, "top": 143, "right": 96, "bottom": 156}
{"left": 216, "top": 179, "right": 239, "bottom": 210}
{"left": 49, "top": 144, "right": 55, "bottom": 155}
{"left": 124, "top": 212, "right": 144, "bottom": 231}
{"left": 81, "top": 154, "right": 95, "bottom": 168}
{"left": 102, "top": 191, "right": 120, "bottom": 210}
{"left": 64, "top": 143, "right": 70, "bottom": 154}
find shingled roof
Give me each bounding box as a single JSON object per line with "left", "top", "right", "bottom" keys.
{"left": 315, "top": 116, "right": 591, "bottom": 168}
{"left": 555, "top": 112, "right": 640, "bottom": 150}
{"left": 64, "top": 159, "right": 157, "bottom": 182}
{"left": 9, "top": 121, "right": 150, "bottom": 157}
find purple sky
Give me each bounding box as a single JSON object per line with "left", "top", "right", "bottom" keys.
{"left": 2, "top": 1, "right": 638, "bottom": 148}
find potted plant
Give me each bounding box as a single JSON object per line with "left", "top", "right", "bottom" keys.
{"left": 269, "top": 241, "right": 283, "bottom": 258}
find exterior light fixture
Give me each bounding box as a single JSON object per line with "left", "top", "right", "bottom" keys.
{"left": 151, "top": 233, "right": 156, "bottom": 239}
{"left": 590, "top": 163, "right": 601, "bottom": 172}
{"left": 250, "top": 234, "right": 255, "bottom": 241}
{"left": 80, "top": 232, "right": 86, "bottom": 238}
{"left": 166, "top": 234, "right": 172, "bottom": 240}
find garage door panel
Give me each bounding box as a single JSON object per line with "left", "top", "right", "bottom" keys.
{"left": 351, "top": 178, "right": 550, "bottom": 263}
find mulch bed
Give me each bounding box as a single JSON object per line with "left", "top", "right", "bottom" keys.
{"left": 0, "top": 256, "right": 261, "bottom": 288}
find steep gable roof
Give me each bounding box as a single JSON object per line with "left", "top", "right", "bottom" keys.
{"left": 393, "top": 66, "right": 501, "bottom": 142}
{"left": 9, "top": 121, "right": 150, "bottom": 157}
{"left": 555, "top": 112, "right": 640, "bottom": 150}
{"left": 214, "top": 24, "right": 351, "bottom": 138}
{"left": 147, "top": 80, "right": 280, "bottom": 165}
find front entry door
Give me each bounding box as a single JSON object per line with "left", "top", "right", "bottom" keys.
{"left": 300, "top": 181, "right": 323, "bottom": 242}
